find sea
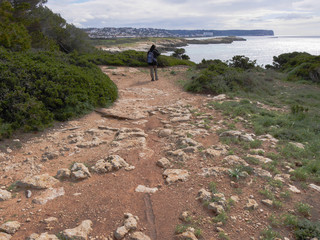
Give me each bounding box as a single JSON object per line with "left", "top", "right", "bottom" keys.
{"left": 179, "top": 36, "right": 320, "bottom": 67}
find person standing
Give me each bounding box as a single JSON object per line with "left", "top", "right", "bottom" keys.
{"left": 147, "top": 45, "right": 160, "bottom": 81}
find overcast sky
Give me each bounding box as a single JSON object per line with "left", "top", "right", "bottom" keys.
{"left": 46, "top": 0, "right": 320, "bottom": 36}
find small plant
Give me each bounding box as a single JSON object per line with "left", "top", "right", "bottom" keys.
{"left": 249, "top": 140, "right": 262, "bottom": 148}
{"left": 272, "top": 200, "right": 283, "bottom": 209}
{"left": 259, "top": 188, "right": 275, "bottom": 200}
{"left": 281, "top": 213, "right": 298, "bottom": 227}
{"left": 213, "top": 211, "right": 228, "bottom": 225}
{"left": 218, "top": 231, "right": 230, "bottom": 240}
{"left": 170, "top": 70, "right": 177, "bottom": 75}
{"left": 269, "top": 214, "right": 281, "bottom": 227}
{"left": 175, "top": 224, "right": 188, "bottom": 234}
{"left": 280, "top": 190, "right": 291, "bottom": 200}
{"left": 260, "top": 226, "right": 281, "bottom": 240}
{"left": 296, "top": 202, "right": 312, "bottom": 217}
{"left": 268, "top": 179, "right": 283, "bottom": 189}
{"left": 228, "top": 168, "right": 246, "bottom": 180}
{"left": 209, "top": 182, "right": 218, "bottom": 193}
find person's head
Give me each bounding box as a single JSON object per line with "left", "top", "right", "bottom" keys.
{"left": 149, "top": 44, "right": 156, "bottom": 51}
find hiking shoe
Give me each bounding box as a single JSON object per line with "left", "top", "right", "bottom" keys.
{"left": 151, "top": 79, "right": 155, "bottom": 81}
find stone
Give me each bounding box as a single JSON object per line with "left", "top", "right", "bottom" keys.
{"left": 167, "top": 149, "right": 189, "bottom": 162}
{"left": 92, "top": 155, "right": 133, "bottom": 173}
{"left": 0, "top": 189, "right": 11, "bottom": 201}
{"left": 158, "top": 129, "right": 173, "bottom": 137}
{"left": 230, "top": 195, "right": 239, "bottom": 203}
{"left": 0, "top": 221, "right": 20, "bottom": 234}
{"left": 254, "top": 168, "right": 272, "bottom": 178}
{"left": 32, "top": 187, "right": 65, "bottom": 205}
{"left": 211, "top": 94, "right": 227, "bottom": 101}
{"left": 44, "top": 217, "right": 58, "bottom": 224}
{"left": 289, "top": 142, "right": 305, "bottom": 149}
{"left": 27, "top": 232, "right": 59, "bottom": 240}
{"left": 179, "top": 211, "right": 192, "bottom": 222}
{"left": 245, "top": 199, "right": 258, "bottom": 210}
{"left": 223, "top": 155, "right": 249, "bottom": 166}
{"left": 170, "top": 115, "right": 191, "bottom": 123}
{"left": 257, "top": 134, "right": 278, "bottom": 143}
{"left": 26, "top": 190, "right": 32, "bottom": 198}
{"left": 55, "top": 168, "right": 71, "bottom": 180}
{"left": 61, "top": 220, "right": 92, "bottom": 240}
{"left": 16, "top": 174, "right": 59, "bottom": 189}
{"left": 261, "top": 199, "right": 273, "bottom": 207}
{"left": 219, "top": 130, "right": 255, "bottom": 142}
{"left": 114, "top": 226, "right": 128, "bottom": 240}
{"left": 0, "top": 233, "right": 12, "bottom": 240}
{"left": 208, "top": 202, "right": 225, "bottom": 214}
{"left": 71, "top": 163, "right": 91, "bottom": 180}
{"left": 175, "top": 227, "right": 198, "bottom": 240}
{"left": 274, "top": 174, "right": 290, "bottom": 183}
{"left": 309, "top": 184, "right": 320, "bottom": 192}
{"left": 197, "top": 189, "right": 212, "bottom": 203}
{"left": 200, "top": 167, "right": 230, "bottom": 177}
{"left": 130, "top": 232, "right": 151, "bottom": 240}
{"left": 135, "top": 185, "right": 158, "bottom": 193}
{"left": 156, "top": 158, "right": 171, "bottom": 168}
{"left": 246, "top": 154, "right": 272, "bottom": 164}
{"left": 288, "top": 185, "right": 301, "bottom": 194}
{"left": 163, "top": 169, "right": 189, "bottom": 184}
{"left": 124, "top": 213, "right": 138, "bottom": 231}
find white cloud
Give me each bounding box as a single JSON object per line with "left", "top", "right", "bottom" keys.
{"left": 45, "top": 0, "right": 320, "bottom": 35}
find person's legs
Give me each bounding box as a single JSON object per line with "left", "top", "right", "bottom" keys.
{"left": 149, "top": 65, "right": 155, "bottom": 81}
{"left": 154, "top": 65, "right": 158, "bottom": 80}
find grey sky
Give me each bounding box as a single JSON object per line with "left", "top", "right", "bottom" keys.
{"left": 46, "top": 0, "right": 320, "bottom": 36}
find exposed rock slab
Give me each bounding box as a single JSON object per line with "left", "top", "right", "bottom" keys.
{"left": 219, "top": 130, "right": 255, "bottom": 142}
{"left": 200, "top": 167, "right": 229, "bottom": 177}
{"left": 247, "top": 154, "right": 273, "bottom": 164}
{"left": 0, "top": 221, "right": 20, "bottom": 234}
{"left": 27, "top": 232, "right": 59, "bottom": 240}
{"left": 135, "top": 185, "right": 158, "bottom": 193}
{"left": 0, "top": 190, "right": 12, "bottom": 201}
{"left": 0, "top": 232, "right": 12, "bottom": 240}
{"left": 163, "top": 169, "right": 189, "bottom": 184}
{"left": 16, "top": 174, "right": 59, "bottom": 189}
{"left": 309, "top": 183, "right": 320, "bottom": 192}
{"left": 61, "top": 220, "right": 92, "bottom": 240}
{"left": 92, "top": 155, "right": 133, "bottom": 173}
{"left": 130, "top": 231, "right": 151, "bottom": 240}
{"left": 32, "top": 187, "right": 65, "bottom": 205}
{"left": 71, "top": 163, "right": 91, "bottom": 180}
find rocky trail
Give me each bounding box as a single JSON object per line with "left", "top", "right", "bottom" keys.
{"left": 0, "top": 66, "right": 319, "bottom": 240}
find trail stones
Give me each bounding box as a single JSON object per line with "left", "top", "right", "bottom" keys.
{"left": 156, "top": 158, "right": 171, "bottom": 168}
{"left": 309, "top": 184, "right": 320, "bottom": 192}
{"left": 92, "top": 155, "right": 133, "bottom": 173}
{"left": 114, "top": 213, "right": 139, "bottom": 240}
{"left": 205, "top": 145, "right": 228, "bottom": 158}
{"left": 158, "top": 129, "right": 173, "bottom": 138}
{"left": 288, "top": 185, "right": 301, "bottom": 194}
{"left": 60, "top": 220, "right": 92, "bottom": 240}
{"left": 71, "top": 163, "right": 91, "bottom": 180}
{"left": 0, "top": 190, "right": 11, "bottom": 201}
{"left": 200, "top": 167, "right": 229, "bottom": 177}
{"left": 16, "top": 174, "right": 59, "bottom": 189}
{"left": 135, "top": 185, "right": 158, "bottom": 193}
{"left": 163, "top": 169, "right": 189, "bottom": 184}
{"left": 219, "top": 130, "right": 255, "bottom": 142}
{"left": 223, "top": 155, "right": 248, "bottom": 167}
{"left": 0, "top": 221, "right": 20, "bottom": 234}
{"left": 130, "top": 232, "right": 151, "bottom": 240}
{"left": 0, "top": 233, "right": 12, "bottom": 240}
{"left": 254, "top": 168, "right": 272, "bottom": 178}
{"left": 261, "top": 199, "right": 273, "bottom": 207}
{"left": 27, "top": 232, "right": 59, "bottom": 240}
{"left": 246, "top": 154, "right": 272, "bottom": 164}
{"left": 32, "top": 187, "right": 65, "bottom": 205}
{"left": 197, "top": 189, "right": 212, "bottom": 203}
{"left": 208, "top": 202, "right": 225, "bottom": 214}
{"left": 167, "top": 149, "right": 189, "bottom": 162}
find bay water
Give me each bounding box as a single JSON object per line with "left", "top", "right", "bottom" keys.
{"left": 182, "top": 36, "right": 320, "bottom": 67}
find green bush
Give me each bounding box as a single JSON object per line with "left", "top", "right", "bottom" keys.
{"left": 0, "top": 47, "right": 117, "bottom": 138}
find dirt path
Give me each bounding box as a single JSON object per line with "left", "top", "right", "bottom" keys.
{"left": 0, "top": 66, "right": 319, "bottom": 240}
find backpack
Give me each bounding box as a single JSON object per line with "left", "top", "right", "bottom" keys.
{"left": 147, "top": 51, "right": 154, "bottom": 64}
{"left": 153, "top": 49, "right": 160, "bottom": 58}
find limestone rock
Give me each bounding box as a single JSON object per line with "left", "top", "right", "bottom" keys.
{"left": 124, "top": 213, "right": 138, "bottom": 231}
{"left": 205, "top": 145, "right": 228, "bottom": 158}
{"left": 245, "top": 199, "right": 258, "bottom": 210}
{"left": 0, "top": 232, "right": 12, "bottom": 240}
{"left": 0, "top": 221, "right": 20, "bottom": 234}
{"left": 289, "top": 142, "right": 305, "bottom": 149}
{"left": 156, "top": 158, "right": 171, "bottom": 168}
{"left": 130, "top": 232, "right": 151, "bottom": 240}
{"left": 309, "top": 183, "right": 320, "bottom": 192}
{"left": 211, "top": 94, "right": 227, "bottom": 101}
{"left": 274, "top": 174, "right": 290, "bottom": 183}
{"left": 261, "top": 199, "right": 273, "bottom": 207}
{"left": 197, "top": 189, "right": 212, "bottom": 203}
{"left": 71, "top": 163, "right": 91, "bottom": 180}
{"left": 219, "top": 130, "right": 255, "bottom": 142}
{"left": 208, "top": 202, "right": 225, "bottom": 214}
{"left": 114, "top": 226, "right": 128, "bottom": 240}
{"left": 43, "top": 217, "right": 58, "bottom": 224}
{"left": 163, "top": 169, "right": 189, "bottom": 184}
{"left": 288, "top": 185, "right": 301, "bottom": 194}
{"left": 257, "top": 134, "right": 278, "bottom": 143}
{"left": 200, "top": 167, "right": 229, "bottom": 177}
{"left": 55, "top": 168, "right": 71, "bottom": 180}
{"left": 254, "top": 168, "right": 272, "bottom": 178}
{"left": 175, "top": 227, "right": 198, "bottom": 240}
{"left": 16, "top": 174, "right": 59, "bottom": 189}
{"left": 167, "top": 149, "right": 189, "bottom": 162}
{"left": 135, "top": 185, "right": 158, "bottom": 194}
{"left": 32, "top": 187, "right": 65, "bottom": 205}
{"left": 223, "top": 155, "right": 248, "bottom": 166}
{"left": 247, "top": 154, "right": 272, "bottom": 164}
{"left": 61, "top": 220, "right": 92, "bottom": 240}
{"left": 27, "top": 232, "right": 59, "bottom": 240}
{"left": 179, "top": 211, "right": 192, "bottom": 222}
{"left": 0, "top": 189, "right": 11, "bottom": 201}
{"left": 158, "top": 129, "right": 173, "bottom": 138}
{"left": 92, "top": 155, "right": 132, "bottom": 173}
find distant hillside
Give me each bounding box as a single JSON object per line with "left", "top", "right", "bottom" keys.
{"left": 83, "top": 27, "right": 274, "bottom": 38}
